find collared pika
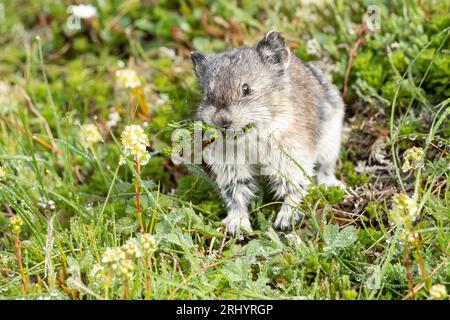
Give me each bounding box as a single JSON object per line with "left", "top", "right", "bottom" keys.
{"left": 191, "top": 31, "right": 345, "bottom": 235}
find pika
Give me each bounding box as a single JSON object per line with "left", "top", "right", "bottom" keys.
{"left": 191, "top": 31, "right": 345, "bottom": 235}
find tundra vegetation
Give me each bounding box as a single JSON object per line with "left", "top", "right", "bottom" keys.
{"left": 0, "top": 0, "right": 449, "bottom": 300}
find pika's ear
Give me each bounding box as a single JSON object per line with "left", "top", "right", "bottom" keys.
{"left": 190, "top": 51, "right": 208, "bottom": 79}
{"left": 256, "top": 31, "right": 290, "bottom": 72}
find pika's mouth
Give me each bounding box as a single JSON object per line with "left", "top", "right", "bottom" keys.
{"left": 220, "top": 122, "right": 255, "bottom": 134}
{"left": 207, "top": 122, "right": 256, "bottom": 136}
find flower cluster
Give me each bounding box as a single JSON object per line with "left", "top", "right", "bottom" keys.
{"left": 79, "top": 124, "right": 103, "bottom": 148}
{"left": 388, "top": 193, "right": 419, "bottom": 229}
{"left": 116, "top": 69, "right": 142, "bottom": 89}
{"left": 122, "top": 239, "right": 142, "bottom": 258}
{"left": 388, "top": 193, "right": 421, "bottom": 243}
{"left": 100, "top": 247, "right": 134, "bottom": 279}
{"left": 10, "top": 215, "right": 23, "bottom": 235}
{"left": 402, "top": 146, "right": 424, "bottom": 172}
{"left": 116, "top": 259, "right": 134, "bottom": 280}
{"left": 91, "top": 235, "right": 157, "bottom": 281}
{"left": 101, "top": 247, "right": 126, "bottom": 267}
{"left": 120, "top": 125, "right": 151, "bottom": 165}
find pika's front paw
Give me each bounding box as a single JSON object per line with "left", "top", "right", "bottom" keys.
{"left": 273, "top": 207, "right": 301, "bottom": 231}
{"left": 222, "top": 215, "right": 253, "bottom": 236}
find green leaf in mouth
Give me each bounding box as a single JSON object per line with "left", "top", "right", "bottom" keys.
{"left": 244, "top": 122, "right": 255, "bottom": 133}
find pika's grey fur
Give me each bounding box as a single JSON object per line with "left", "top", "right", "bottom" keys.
{"left": 191, "top": 31, "right": 345, "bottom": 235}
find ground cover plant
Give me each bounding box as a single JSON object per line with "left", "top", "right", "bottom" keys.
{"left": 0, "top": 0, "right": 449, "bottom": 300}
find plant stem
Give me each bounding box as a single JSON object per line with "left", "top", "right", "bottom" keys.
{"left": 15, "top": 235, "right": 29, "bottom": 294}
{"left": 104, "top": 269, "right": 112, "bottom": 300}
{"left": 413, "top": 231, "right": 428, "bottom": 286}
{"left": 405, "top": 243, "right": 415, "bottom": 300}
{"left": 123, "top": 278, "right": 129, "bottom": 300}
{"left": 130, "top": 91, "right": 135, "bottom": 121}
{"left": 135, "top": 153, "right": 144, "bottom": 232}
{"left": 144, "top": 252, "right": 151, "bottom": 300}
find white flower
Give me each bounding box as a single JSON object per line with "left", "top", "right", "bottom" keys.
{"left": 116, "top": 69, "right": 142, "bottom": 89}
{"left": 70, "top": 4, "right": 98, "bottom": 19}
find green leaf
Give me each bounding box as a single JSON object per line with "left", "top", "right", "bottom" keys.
{"left": 163, "top": 229, "right": 195, "bottom": 249}
{"left": 324, "top": 224, "right": 357, "bottom": 252}
{"left": 220, "top": 258, "right": 250, "bottom": 283}
{"left": 245, "top": 240, "right": 280, "bottom": 260}
{"left": 116, "top": 217, "right": 139, "bottom": 235}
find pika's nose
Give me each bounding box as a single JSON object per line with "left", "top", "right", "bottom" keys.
{"left": 218, "top": 116, "right": 232, "bottom": 129}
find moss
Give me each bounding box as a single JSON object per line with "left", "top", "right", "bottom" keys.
{"left": 342, "top": 161, "right": 368, "bottom": 187}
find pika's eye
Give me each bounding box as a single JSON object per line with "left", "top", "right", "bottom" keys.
{"left": 242, "top": 83, "right": 251, "bottom": 96}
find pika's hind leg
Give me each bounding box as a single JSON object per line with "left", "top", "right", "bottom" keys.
{"left": 316, "top": 101, "right": 345, "bottom": 188}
